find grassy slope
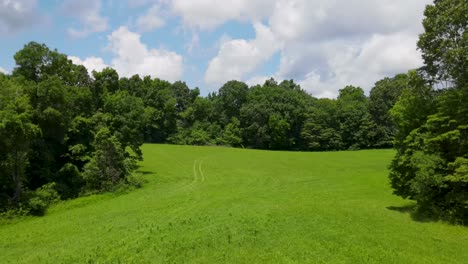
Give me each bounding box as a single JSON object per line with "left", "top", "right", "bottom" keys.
{"left": 0, "top": 144, "right": 467, "bottom": 263}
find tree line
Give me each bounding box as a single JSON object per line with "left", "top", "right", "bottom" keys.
{"left": 0, "top": 0, "right": 466, "bottom": 223}
{"left": 0, "top": 41, "right": 405, "bottom": 215}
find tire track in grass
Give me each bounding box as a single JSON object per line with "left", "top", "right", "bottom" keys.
{"left": 152, "top": 148, "right": 195, "bottom": 193}
{"left": 162, "top": 159, "right": 205, "bottom": 223}
{"left": 132, "top": 158, "right": 204, "bottom": 248}
{"left": 137, "top": 154, "right": 202, "bottom": 228}
{"left": 198, "top": 160, "right": 205, "bottom": 182}
{"left": 165, "top": 158, "right": 212, "bottom": 223}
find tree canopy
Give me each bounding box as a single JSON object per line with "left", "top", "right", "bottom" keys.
{"left": 1, "top": 0, "right": 465, "bottom": 223}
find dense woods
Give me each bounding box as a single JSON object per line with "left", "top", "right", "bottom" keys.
{"left": 0, "top": 0, "right": 466, "bottom": 223}
{"left": 0, "top": 42, "right": 406, "bottom": 215}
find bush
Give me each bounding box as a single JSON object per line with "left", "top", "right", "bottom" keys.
{"left": 27, "top": 197, "right": 48, "bottom": 216}
{"left": 27, "top": 183, "right": 60, "bottom": 216}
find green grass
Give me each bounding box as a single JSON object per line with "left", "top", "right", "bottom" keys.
{"left": 1, "top": 144, "right": 467, "bottom": 263}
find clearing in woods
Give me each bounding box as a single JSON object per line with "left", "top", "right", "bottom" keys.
{"left": 0, "top": 144, "right": 467, "bottom": 263}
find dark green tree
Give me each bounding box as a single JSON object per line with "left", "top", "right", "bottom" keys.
{"left": 336, "top": 86, "right": 377, "bottom": 150}
{"left": 0, "top": 77, "right": 40, "bottom": 207}
{"left": 302, "top": 99, "right": 342, "bottom": 151}
{"left": 82, "top": 127, "right": 133, "bottom": 191}
{"left": 369, "top": 74, "right": 408, "bottom": 147}
{"left": 389, "top": 0, "right": 468, "bottom": 223}
{"left": 418, "top": 0, "right": 467, "bottom": 86}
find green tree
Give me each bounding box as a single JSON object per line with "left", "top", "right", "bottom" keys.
{"left": 336, "top": 86, "right": 376, "bottom": 150}
{"left": 215, "top": 80, "right": 249, "bottom": 125}
{"left": 302, "top": 99, "right": 342, "bottom": 151}
{"left": 171, "top": 81, "right": 198, "bottom": 113}
{"left": 102, "top": 91, "right": 147, "bottom": 160}
{"left": 82, "top": 127, "right": 134, "bottom": 191}
{"left": 0, "top": 77, "right": 40, "bottom": 207}
{"left": 92, "top": 68, "right": 120, "bottom": 109}
{"left": 13, "top": 41, "right": 91, "bottom": 86}
{"left": 418, "top": 0, "right": 467, "bottom": 86}
{"left": 218, "top": 117, "right": 243, "bottom": 147}
{"left": 240, "top": 79, "right": 311, "bottom": 150}
{"left": 369, "top": 74, "right": 408, "bottom": 147}
{"left": 389, "top": 0, "right": 468, "bottom": 223}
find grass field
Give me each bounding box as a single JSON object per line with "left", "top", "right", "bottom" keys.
{"left": 1, "top": 144, "right": 467, "bottom": 263}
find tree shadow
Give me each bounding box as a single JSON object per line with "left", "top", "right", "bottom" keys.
{"left": 136, "top": 170, "right": 154, "bottom": 175}
{"left": 386, "top": 203, "right": 441, "bottom": 223}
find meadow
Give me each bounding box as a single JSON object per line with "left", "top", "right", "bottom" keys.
{"left": 0, "top": 144, "right": 467, "bottom": 263}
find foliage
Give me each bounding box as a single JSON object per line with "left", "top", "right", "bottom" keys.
{"left": 82, "top": 127, "right": 135, "bottom": 192}
{"left": 417, "top": 0, "right": 467, "bottom": 86}
{"left": 369, "top": 74, "right": 408, "bottom": 147}
{"left": 4, "top": 0, "right": 466, "bottom": 222}
{"left": 336, "top": 86, "right": 377, "bottom": 150}
{"left": 27, "top": 182, "right": 60, "bottom": 216}
{"left": 389, "top": 0, "right": 468, "bottom": 223}
{"left": 302, "top": 99, "right": 342, "bottom": 151}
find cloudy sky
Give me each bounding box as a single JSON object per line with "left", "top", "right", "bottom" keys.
{"left": 0, "top": 0, "right": 432, "bottom": 97}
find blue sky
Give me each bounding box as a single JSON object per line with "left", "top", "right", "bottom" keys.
{"left": 0, "top": 0, "right": 432, "bottom": 97}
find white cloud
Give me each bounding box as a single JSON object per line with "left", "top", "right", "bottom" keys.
{"left": 204, "top": 22, "right": 280, "bottom": 88}
{"left": 0, "top": 66, "right": 8, "bottom": 74}
{"left": 269, "top": 0, "right": 428, "bottom": 42}
{"left": 246, "top": 75, "right": 276, "bottom": 87}
{"left": 62, "top": 0, "right": 432, "bottom": 97}
{"left": 69, "top": 56, "right": 108, "bottom": 74}
{"left": 170, "top": 0, "right": 275, "bottom": 30}
{"left": 268, "top": 0, "right": 431, "bottom": 98}
{"left": 136, "top": 4, "right": 165, "bottom": 32}
{"left": 0, "top": 0, "right": 39, "bottom": 34}
{"left": 70, "top": 27, "right": 184, "bottom": 82}
{"left": 108, "top": 26, "right": 183, "bottom": 81}
{"left": 62, "top": 0, "right": 108, "bottom": 38}
{"left": 296, "top": 33, "right": 423, "bottom": 98}
{"left": 198, "top": 0, "right": 431, "bottom": 97}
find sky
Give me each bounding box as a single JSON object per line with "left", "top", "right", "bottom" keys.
{"left": 0, "top": 0, "right": 432, "bottom": 98}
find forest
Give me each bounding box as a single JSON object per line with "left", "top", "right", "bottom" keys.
{"left": 0, "top": 0, "right": 466, "bottom": 223}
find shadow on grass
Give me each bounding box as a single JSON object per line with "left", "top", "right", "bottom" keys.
{"left": 386, "top": 204, "right": 442, "bottom": 224}
{"left": 136, "top": 170, "right": 155, "bottom": 175}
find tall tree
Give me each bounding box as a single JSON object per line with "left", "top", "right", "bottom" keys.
{"left": 418, "top": 0, "right": 467, "bottom": 86}
{"left": 369, "top": 74, "right": 408, "bottom": 147}
{"left": 0, "top": 77, "right": 40, "bottom": 207}
{"left": 215, "top": 80, "right": 249, "bottom": 126}
{"left": 82, "top": 127, "right": 132, "bottom": 191}
{"left": 336, "top": 86, "right": 376, "bottom": 150}
{"left": 389, "top": 0, "right": 468, "bottom": 223}
{"left": 302, "top": 99, "right": 342, "bottom": 151}
{"left": 13, "top": 41, "right": 90, "bottom": 86}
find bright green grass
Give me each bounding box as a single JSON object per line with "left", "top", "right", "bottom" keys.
{"left": 1, "top": 145, "right": 467, "bottom": 263}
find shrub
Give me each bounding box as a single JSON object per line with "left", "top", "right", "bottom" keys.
{"left": 27, "top": 183, "right": 60, "bottom": 216}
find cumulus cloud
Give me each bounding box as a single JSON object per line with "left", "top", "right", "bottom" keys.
{"left": 269, "top": 0, "right": 428, "bottom": 42}
{"left": 269, "top": 0, "right": 431, "bottom": 97}
{"left": 69, "top": 56, "right": 108, "bottom": 74}
{"left": 136, "top": 4, "right": 165, "bottom": 32}
{"left": 70, "top": 27, "right": 184, "bottom": 82}
{"left": 295, "top": 33, "right": 423, "bottom": 98}
{"left": 203, "top": 0, "right": 432, "bottom": 96}
{"left": 198, "top": 0, "right": 431, "bottom": 97}
{"left": 170, "top": 0, "right": 275, "bottom": 30}
{"left": 204, "top": 22, "right": 280, "bottom": 87}
{"left": 0, "top": 66, "right": 8, "bottom": 74}
{"left": 107, "top": 26, "right": 183, "bottom": 81}
{"left": 62, "top": 0, "right": 108, "bottom": 38}
{"left": 63, "top": 0, "right": 432, "bottom": 97}
{"left": 0, "top": 0, "right": 39, "bottom": 34}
